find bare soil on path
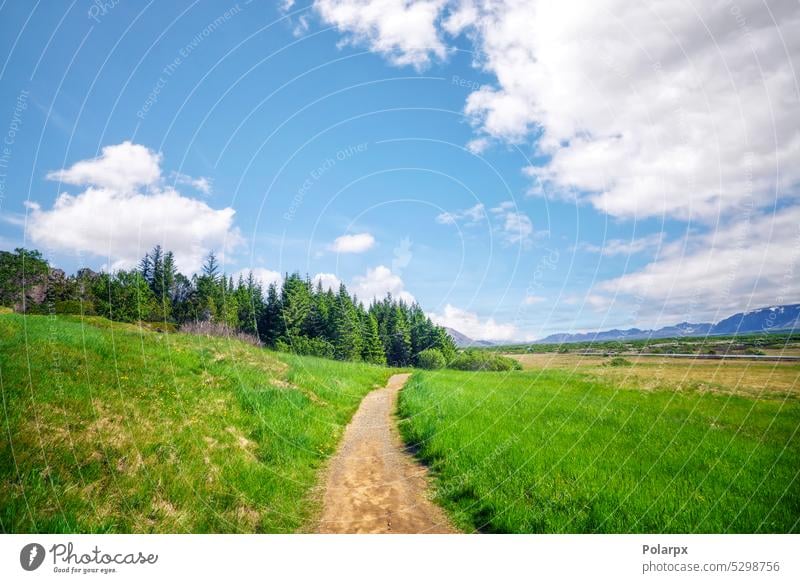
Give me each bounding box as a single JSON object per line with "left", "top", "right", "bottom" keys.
{"left": 317, "top": 373, "right": 455, "bottom": 533}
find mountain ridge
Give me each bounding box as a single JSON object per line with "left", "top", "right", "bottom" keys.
{"left": 528, "top": 304, "right": 800, "bottom": 345}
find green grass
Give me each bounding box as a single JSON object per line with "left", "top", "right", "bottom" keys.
{"left": 398, "top": 369, "right": 800, "bottom": 533}
{"left": 0, "top": 313, "right": 391, "bottom": 533}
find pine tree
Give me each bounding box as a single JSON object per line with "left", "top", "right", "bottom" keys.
{"left": 280, "top": 273, "right": 312, "bottom": 340}
{"left": 386, "top": 304, "right": 412, "bottom": 366}
{"left": 259, "top": 282, "right": 283, "bottom": 346}
{"left": 362, "top": 313, "right": 386, "bottom": 364}
{"left": 138, "top": 252, "right": 152, "bottom": 282}
{"left": 331, "top": 283, "right": 362, "bottom": 361}
{"left": 202, "top": 251, "right": 219, "bottom": 281}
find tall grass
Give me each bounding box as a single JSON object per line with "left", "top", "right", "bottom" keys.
{"left": 398, "top": 369, "right": 800, "bottom": 533}
{"left": 0, "top": 314, "right": 391, "bottom": 533}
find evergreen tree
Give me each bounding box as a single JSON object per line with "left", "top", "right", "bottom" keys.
{"left": 386, "top": 304, "right": 412, "bottom": 366}
{"left": 361, "top": 313, "right": 386, "bottom": 364}
{"left": 331, "top": 283, "right": 362, "bottom": 361}
{"left": 259, "top": 282, "right": 283, "bottom": 346}
{"left": 202, "top": 250, "right": 220, "bottom": 281}
{"left": 280, "top": 273, "right": 312, "bottom": 340}
{"left": 138, "top": 252, "right": 152, "bottom": 282}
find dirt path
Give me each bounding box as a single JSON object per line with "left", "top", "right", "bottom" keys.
{"left": 317, "top": 373, "right": 455, "bottom": 533}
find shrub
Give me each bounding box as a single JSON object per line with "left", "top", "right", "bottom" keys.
{"left": 55, "top": 299, "right": 93, "bottom": 315}
{"left": 744, "top": 347, "right": 766, "bottom": 356}
{"left": 276, "top": 336, "right": 334, "bottom": 358}
{"left": 448, "top": 350, "right": 522, "bottom": 372}
{"left": 416, "top": 348, "right": 446, "bottom": 370}
{"left": 605, "top": 356, "right": 632, "bottom": 367}
{"left": 180, "top": 320, "right": 262, "bottom": 347}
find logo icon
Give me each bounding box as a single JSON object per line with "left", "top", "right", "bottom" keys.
{"left": 20, "top": 543, "right": 45, "bottom": 571}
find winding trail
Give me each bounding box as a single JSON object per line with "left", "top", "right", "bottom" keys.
{"left": 317, "top": 373, "right": 455, "bottom": 533}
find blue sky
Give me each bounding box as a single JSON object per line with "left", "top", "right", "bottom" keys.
{"left": 0, "top": 1, "right": 797, "bottom": 340}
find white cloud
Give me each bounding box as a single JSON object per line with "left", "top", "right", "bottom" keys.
{"left": 491, "top": 201, "right": 532, "bottom": 245}
{"left": 428, "top": 303, "right": 517, "bottom": 341}
{"left": 46, "top": 141, "right": 161, "bottom": 192}
{"left": 351, "top": 264, "right": 415, "bottom": 303}
{"left": 466, "top": 137, "right": 489, "bottom": 154}
{"left": 456, "top": 0, "right": 800, "bottom": 221}
{"left": 435, "top": 202, "right": 485, "bottom": 225}
{"left": 314, "top": 0, "right": 448, "bottom": 68}
{"left": 236, "top": 267, "right": 283, "bottom": 290}
{"left": 315, "top": 1, "right": 800, "bottom": 222}
{"left": 595, "top": 206, "right": 800, "bottom": 321}
{"left": 313, "top": 272, "right": 342, "bottom": 290}
{"left": 578, "top": 232, "right": 664, "bottom": 257}
{"left": 329, "top": 232, "right": 376, "bottom": 253}
{"left": 171, "top": 172, "right": 212, "bottom": 195}
{"left": 27, "top": 142, "right": 241, "bottom": 273}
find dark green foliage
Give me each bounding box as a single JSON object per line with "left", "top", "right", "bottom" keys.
{"left": 448, "top": 349, "right": 522, "bottom": 371}
{"left": 331, "top": 284, "right": 362, "bottom": 361}
{"left": 92, "top": 270, "right": 159, "bottom": 323}
{"left": 416, "top": 348, "right": 445, "bottom": 369}
{"left": 0, "top": 247, "right": 455, "bottom": 368}
{"left": 605, "top": 356, "right": 632, "bottom": 367}
{"left": 0, "top": 248, "right": 50, "bottom": 310}
{"left": 361, "top": 314, "right": 386, "bottom": 365}
{"left": 385, "top": 305, "right": 413, "bottom": 366}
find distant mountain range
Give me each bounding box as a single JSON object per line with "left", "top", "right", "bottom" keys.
{"left": 530, "top": 304, "right": 800, "bottom": 345}
{"left": 443, "top": 327, "right": 496, "bottom": 348}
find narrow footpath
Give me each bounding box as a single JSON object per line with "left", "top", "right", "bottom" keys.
{"left": 317, "top": 373, "right": 455, "bottom": 533}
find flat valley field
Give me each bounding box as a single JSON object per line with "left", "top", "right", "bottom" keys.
{"left": 398, "top": 364, "right": 800, "bottom": 533}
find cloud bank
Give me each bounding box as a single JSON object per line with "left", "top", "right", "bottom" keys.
{"left": 28, "top": 141, "right": 241, "bottom": 273}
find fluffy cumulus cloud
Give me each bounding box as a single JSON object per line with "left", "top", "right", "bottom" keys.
{"left": 595, "top": 206, "right": 800, "bottom": 322}
{"left": 351, "top": 264, "right": 415, "bottom": 303}
{"left": 46, "top": 141, "right": 161, "bottom": 192}
{"left": 455, "top": 0, "right": 800, "bottom": 222}
{"left": 428, "top": 303, "right": 517, "bottom": 341}
{"left": 315, "top": 0, "right": 800, "bottom": 222}
{"left": 329, "top": 232, "right": 375, "bottom": 253}
{"left": 27, "top": 142, "right": 241, "bottom": 273}
{"left": 315, "top": 0, "right": 448, "bottom": 68}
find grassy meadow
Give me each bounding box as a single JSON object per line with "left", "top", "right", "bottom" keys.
{"left": 0, "top": 313, "right": 391, "bottom": 533}
{"left": 398, "top": 366, "right": 800, "bottom": 533}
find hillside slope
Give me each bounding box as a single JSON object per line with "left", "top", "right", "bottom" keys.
{"left": 0, "top": 314, "right": 391, "bottom": 533}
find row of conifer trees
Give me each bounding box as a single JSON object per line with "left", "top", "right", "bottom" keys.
{"left": 0, "top": 246, "right": 456, "bottom": 367}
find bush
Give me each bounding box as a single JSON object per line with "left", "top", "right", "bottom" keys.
{"left": 744, "top": 347, "right": 765, "bottom": 355}
{"left": 416, "top": 348, "right": 446, "bottom": 369}
{"left": 180, "top": 320, "right": 262, "bottom": 347}
{"left": 276, "top": 336, "right": 334, "bottom": 358}
{"left": 448, "top": 350, "right": 522, "bottom": 372}
{"left": 55, "top": 300, "right": 93, "bottom": 315}
{"left": 604, "top": 356, "right": 632, "bottom": 367}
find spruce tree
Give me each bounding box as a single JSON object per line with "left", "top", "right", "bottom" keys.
{"left": 362, "top": 313, "right": 386, "bottom": 364}
{"left": 259, "top": 282, "right": 283, "bottom": 346}
{"left": 387, "top": 305, "right": 412, "bottom": 366}
{"left": 332, "top": 283, "right": 362, "bottom": 360}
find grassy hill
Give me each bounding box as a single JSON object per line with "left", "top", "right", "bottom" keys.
{"left": 0, "top": 313, "right": 391, "bottom": 533}
{"left": 398, "top": 369, "right": 800, "bottom": 533}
